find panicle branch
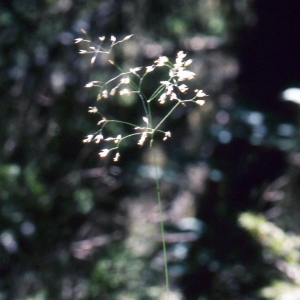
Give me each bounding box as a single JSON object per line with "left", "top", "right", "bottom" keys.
{"left": 77, "top": 31, "right": 207, "bottom": 161}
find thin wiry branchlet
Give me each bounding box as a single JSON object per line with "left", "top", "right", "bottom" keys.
{"left": 77, "top": 33, "right": 207, "bottom": 161}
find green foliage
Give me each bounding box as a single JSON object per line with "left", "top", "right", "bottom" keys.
{"left": 239, "top": 212, "right": 300, "bottom": 299}
{"left": 74, "top": 189, "right": 94, "bottom": 214}
{"left": 239, "top": 212, "right": 300, "bottom": 264}
{"left": 260, "top": 281, "right": 300, "bottom": 300}
{"left": 89, "top": 246, "right": 147, "bottom": 298}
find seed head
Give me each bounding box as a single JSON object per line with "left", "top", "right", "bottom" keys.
{"left": 178, "top": 84, "right": 188, "bottom": 93}
{"left": 138, "top": 132, "right": 147, "bottom": 146}
{"left": 170, "top": 93, "right": 178, "bottom": 101}
{"left": 158, "top": 93, "right": 167, "bottom": 104}
{"left": 110, "top": 88, "right": 116, "bottom": 96}
{"left": 94, "top": 134, "right": 103, "bottom": 143}
{"left": 166, "top": 85, "right": 174, "bottom": 95}
{"left": 163, "top": 131, "right": 171, "bottom": 141}
{"left": 184, "top": 59, "right": 193, "bottom": 67}
{"left": 196, "top": 90, "right": 207, "bottom": 98}
{"left": 85, "top": 82, "right": 94, "bottom": 88}
{"left": 177, "top": 51, "right": 187, "bottom": 59}
{"left": 114, "top": 135, "right": 122, "bottom": 143}
{"left": 113, "top": 152, "right": 120, "bottom": 161}
{"left": 123, "top": 34, "right": 133, "bottom": 41}
{"left": 142, "top": 117, "right": 149, "bottom": 125}
{"left": 99, "top": 149, "right": 110, "bottom": 157}
{"left": 102, "top": 90, "right": 108, "bottom": 98}
{"left": 97, "top": 119, "right": 106, "bottom": 125}
{"left": 83, "top": 135, "right": 93, "bottom": 143}
{"left": 155, "top": 56, "right": 169, "bottom": 66}
{"left": 177, "top": 69, "right": 196, "bottom": 81}
{"left": 120, "top": 77, "right": 130, "bottom": 84}
{"left": 91, "top": 56, "right": 96, "bottom": 64}
{"left": 130, "top": 67, "right": 142, "bottom": 74}
{"left": 146, "top": 65, "right": 155, "bottom": 73}
{"left": 119, "top": 89, "right": 130, "bottom": 95}
{"left": 88, "top": 106, "right": 98, "bottom": 113}
{"left": 195, "top": 100, "right": 205, "bottom": 106}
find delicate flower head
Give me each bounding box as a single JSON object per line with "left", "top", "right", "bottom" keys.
{"left": 119, "top": 88, "right": 130, "bottom": 95}
{"left": 85, "top": 82, "right": 94, "bottom": 88}
{"left": 170, "top": 93, "right": 178, "bottom": 101}
{"left": 165, "top": 131, "right": 171, "bottom": 138}
{"left": 99, "top": 149, "right": 110, "bottom": 157}
{"left": 155, "top": 56, "right": 169, "bottom": 66}
{"left": 146, "top": 65, "right": 155, "bottom": 73}
{"left": 160, "top": 81, "right": 171, "bottom": 86}
{"left": 138, "top": 132, "right": 148, "bottom": 146}
{"left": 78, "top": 38, "right": 205, "bottom": 162}
{"left": 174, "top": 52, "right": 187, "bottom": 69}
{"left": 178, "top": 84, "right": 188, "bottom": 93}
{"left": 120, "top": 77, "right": 130, "bottom": 84}
{"left": 166, "top": 85, "right": 174, "bottom": 95}
{"left": 88, "top": 106, "right": 98, "bottom": 113}
{"left": 123, "top": 34, "right": 133, "bottom": 41}
{"left": 195, "top": 90, "right": 207, "bottom": 98}
{"left": 85, "top": 80, "right": 99, "bottom": 88}
{"left": 94, "top": 134, "right": 103, "bottom": 143}
{"left": 114, "top": 135, "right": 122, "bottom": 143}
{"left": 158, "top": 93, "right": 167, "bottom": 104}
{"left": 102, "top": 90, "right": 108, "bottom": 98}
{"left": 130, "top": 67, "right": 142, "bottom": 74}
{"left": 169, "top": 69, "right": 174, "bottom": 77}
{"left": 184, "top": 59, "right": 193, "bottom": 67}
{"left": 177, "top": 69, "right": 196, "bottom": 81}
{"left": 110, "top": 88, "right": 116, "bottom": 96}
{"left": 91, "top": 56, "right": 96, "bottom": 64}
{"left": 163, "top": 131, "right": 171, "bottom": 141}
{"left": 113, "top": 152, "right": 120, "bottom": 161}
{"left": 83, "top": 135, "right": 93, "bottom": 143}
{"left": 195, "top": 100, "right": 205, "bottom": 106}
{"left": 97, "top": 119, "right": 106, "bottom": 125}
{"left": 174, "top": 59, "right": 184, "bottom": 69}
{"left": 142, "top": 117, "right": 148, "bottom": 125}
{"left": 177, "top": 51, "right": 187, "bottom": 59}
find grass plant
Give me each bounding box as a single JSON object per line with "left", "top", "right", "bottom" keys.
{"left": 76, "top": 30, "right": 207, "bottom": 299}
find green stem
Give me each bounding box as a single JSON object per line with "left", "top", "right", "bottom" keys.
{"left": 154, "top": 101, "right": 181, "bottom": 132}
{"left": 152, "top": 145, "right": 169, "bottom": 299}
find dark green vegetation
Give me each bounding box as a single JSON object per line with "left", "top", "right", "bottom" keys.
{"left": 1, "top": 1, "right": 300, "bottom": 299}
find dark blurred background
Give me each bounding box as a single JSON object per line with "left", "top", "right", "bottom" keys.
{"left": 1, "top": 0, "right": 300, "bottom": 299}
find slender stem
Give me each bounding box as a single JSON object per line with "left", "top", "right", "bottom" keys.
{"left": 147, "top": 102, "right": 152, "bottom": 130}
{"left": 105, "top": 119, "right": 138, "bottom": 128}
{"left": 152, "top": 146, "right": 169, "bottom": 299}
{"left": 154, "top": 101, "right": 181, "bottom": 132}
{"left": 147, "top": 84, "right": 165, "bottom": 103}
